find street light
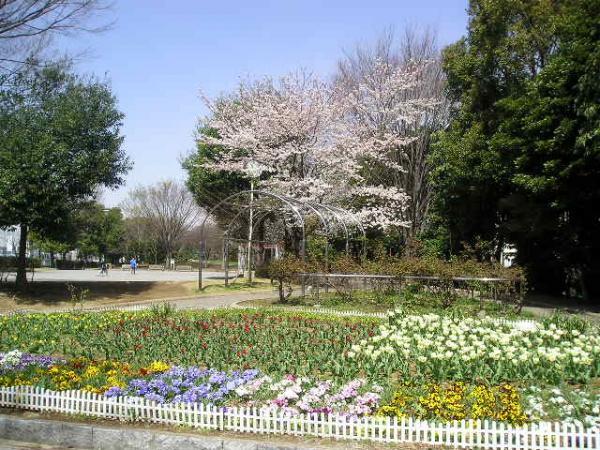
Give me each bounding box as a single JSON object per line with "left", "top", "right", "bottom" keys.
{"left": 245, "top": 161, "right": 263, "bottom": 284}
{"left": 100, "top": 209, "right": 111, "bottom": 272}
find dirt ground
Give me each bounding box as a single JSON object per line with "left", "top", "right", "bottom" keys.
{"left": 0, "top": 279, "right": 274, "bottom": 313}
{"left": 0, "top": 281, "right": 197, "bottom": 313}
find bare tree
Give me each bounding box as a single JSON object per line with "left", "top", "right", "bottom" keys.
{"left": 335, "top": 27, "right": 449, "bottom": 239}
{"left": 123, "top": 180, "right": 203, "bottom": 266}
{"left": 0, "top": 0, "right": 113, "bottom": 76}
{"left": 122, "top": 216, "right": 159, "bottom": 263}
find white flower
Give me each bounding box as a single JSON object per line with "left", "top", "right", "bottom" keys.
{"left": 0, "top": 350, "right": 22, "bottom": 367}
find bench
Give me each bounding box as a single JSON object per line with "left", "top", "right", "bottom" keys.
{"left": 175, "top": 265, "right": 193, "bottom": 272}
{"left": 149, "top": 264, "right": 164, "bottom": 271}
{"left": 121, "top": 264, "right": 129, "bottom": 271}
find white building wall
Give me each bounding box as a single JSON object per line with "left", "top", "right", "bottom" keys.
{"left": 0, "top": 228, "right": 19, "bottom": 256}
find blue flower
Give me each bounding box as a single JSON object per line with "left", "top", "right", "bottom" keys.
{"left": 209, "top": 371, "right": 227, "bottom": 384}
{"left": 242, "top": 369, "right": 259, "bottom": 380}
{"left": 145, "top": 392, "right": 165, "bottom": 403}
{"left": 104, "top": 386, "right": 123, "bottom": 397}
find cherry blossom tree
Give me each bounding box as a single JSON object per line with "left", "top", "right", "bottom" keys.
{"left": 335, "top": 28, "right": 448, "bottom": 237}
{"left": 196, "top": 61, "right": 437, "bottom": 231}
{"left": 200, "top": 71, "right": 335, "bottom": 202}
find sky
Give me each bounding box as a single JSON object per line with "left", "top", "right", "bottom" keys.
{"left": 56, "top": 0, "right": 469, "bottom": 207}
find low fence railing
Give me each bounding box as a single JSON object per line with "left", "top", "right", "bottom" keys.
{"left": 296, "top": 272, "right": 524, "bottom": 309}
{"left": 0, "top": 385, "right": 596, "bottom": 449}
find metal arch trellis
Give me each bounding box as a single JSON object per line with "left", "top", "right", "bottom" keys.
{"left": 197, "top": 189, "right": 366, "bottom": 289}
{"left": 323, "top": 204, "right": 367, "bottom": 261}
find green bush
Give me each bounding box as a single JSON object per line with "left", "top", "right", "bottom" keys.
{"left": 267, "top": 254, "right": 526, "bottom": 308}
{"left": 0, "top": 256, "right": 41, "bottom": 269}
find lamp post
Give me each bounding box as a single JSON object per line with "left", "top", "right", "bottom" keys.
{"left": 100, "top": 208, "right": 111, "bottom": 273}
{"left": 245, "top": 162, "right": 263, "bottom": 284}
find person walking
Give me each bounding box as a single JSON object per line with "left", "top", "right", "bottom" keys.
{"left": 98, "top": 260, "right": 107, "bottom": 276}
{"left": 129, "top": 256, "right": 137, "bottom": 275}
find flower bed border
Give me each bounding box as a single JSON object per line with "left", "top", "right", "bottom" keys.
{"left": 0, "top": 385, "right": 597, "bottom": 449}
{"left": 237, "top": 304, "right": 539, "bottom": 330}
{"left": 3, "top": 303, "right": 540, "bottom": 332}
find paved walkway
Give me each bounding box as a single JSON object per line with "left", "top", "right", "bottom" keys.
{"left": 23, "top": 269, "right": 226, "bottom": 283}
{"left": 10, "top": 290, "right": 278, "bottom": 315}
{"left": 107, "top": 290, "right": 278, "bottom": 311}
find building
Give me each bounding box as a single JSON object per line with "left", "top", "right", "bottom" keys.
{"left": 501, "top": 244, "right": 517, "bottom": 268}
{"left": 0, "top": 228, "right": 19, "bottom": 257}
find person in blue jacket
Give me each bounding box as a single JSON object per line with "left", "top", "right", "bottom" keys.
{"left": 129, "top": 256, "right": 137, "bottom": 275}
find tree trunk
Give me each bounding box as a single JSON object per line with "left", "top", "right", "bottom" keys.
{"left": 15, "top": 224, "right": 28, "bottom": 289}
{"left": 278, "top": 278, "right": 285, "bottom": 303}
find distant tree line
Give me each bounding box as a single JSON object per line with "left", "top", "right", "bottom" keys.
{"left": 28, "top": 180, "right": 206, "bottom": 268}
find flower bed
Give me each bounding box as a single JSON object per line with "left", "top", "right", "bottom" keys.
{"left": 348, "top": 311, "right": 600, "bottom": 383}
{"left": 0, "top": 310, "right": 380, "bottom": 379}
{"left": 0, "top": 309, "right": 599, "bottom": 431}
{"left": 0, "top": 350, "right": 381, "bottom": 417}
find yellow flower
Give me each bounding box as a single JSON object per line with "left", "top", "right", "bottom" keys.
{"left": 147, "top": 361, "right": 170, "bottom": 374}
{"left": 82, "top": 385, "right": 103, "bottom": 394}
{"left": 84, "top": 366, "right": 100, "bottom": 378}
{"left": 106, "top": 376, "right": 125, "bottom": 388}
{"left": 58, "top": 381, "right": 72, "bottom": 390}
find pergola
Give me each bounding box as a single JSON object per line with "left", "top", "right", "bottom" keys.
{"left": 197, "top": 190, "right": 365, "bottom": 288}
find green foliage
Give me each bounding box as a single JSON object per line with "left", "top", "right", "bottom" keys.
{"left": 300, "top": 289, "right": 530, "bottom": 318}
{"left": 29, "top": 202, "right": 125, "bottom": 264}
{"left": 493, "top": 0, "right": 600, "bottom": 297}
{"left": 541, "top": 313, "right": 591, "bottom": 334}
{"left": 0, "top": 310, "right": 380, "bottom": 380}
{"left": 182, "top": 127, "right": 249, "bottom": 221}
{"left": 0, "top": 62, "right": 130, "bottom": 286}
{"left": 306, "top": 235, "right": 329, "bottom": 265}
{"left": 149, "top": 302, "right": 177, "bottom": 319}
{"left": 430, "top": 0, "right": 600, "bottom": 297}
{"left": 74, "top": 203, "right": 125, "bottom": 262}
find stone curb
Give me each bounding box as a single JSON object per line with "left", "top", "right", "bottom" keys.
{"left": 0, "top": 414, "right": 327, "bottom": 450}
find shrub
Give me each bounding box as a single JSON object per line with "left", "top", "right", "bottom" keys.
{"left": 267, "top": 256, "right": 309, "bottom": 302}
{"left": 269, "top": 254, "right": 526, "bottom": 308}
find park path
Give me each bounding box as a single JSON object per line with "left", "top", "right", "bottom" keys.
{"left": 129, "top": 290, "right": 279, "bottom": 311}
{"left": 9, "top": 290, "right": 279, "bottom": 315}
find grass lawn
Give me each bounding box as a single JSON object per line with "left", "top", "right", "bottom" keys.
{"left": 196, "top": 278, "right": 273, "bottom": 295}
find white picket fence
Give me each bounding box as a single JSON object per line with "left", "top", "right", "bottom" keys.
{"left": 237, "top": 304, "right": 389, "bottom": 319}
{"left": 0, "top": 385, "right": 596, "bottom": 449}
